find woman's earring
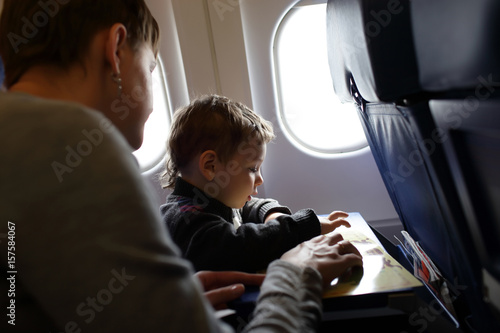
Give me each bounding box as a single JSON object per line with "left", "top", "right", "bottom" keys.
{"left": 111, "top": 72, "right": 123, "bottom": 98}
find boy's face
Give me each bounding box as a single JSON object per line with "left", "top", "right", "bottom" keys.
{"left": 213, "top": 142, "right": 266, "bottom": 209}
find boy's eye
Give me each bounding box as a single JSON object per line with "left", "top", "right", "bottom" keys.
{"left": 249, "top": 167, "right": 258, "bottom": 173}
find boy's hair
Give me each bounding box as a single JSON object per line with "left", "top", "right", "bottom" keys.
{"left": 0, "top": 0, "right": 160, "bottom": 88}
{"left": 162, "top": 95, "right": 275, "bottom": 189}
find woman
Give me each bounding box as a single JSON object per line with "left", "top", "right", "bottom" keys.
{"left": 0, "top": 1, "right": 362, "bottom": 332}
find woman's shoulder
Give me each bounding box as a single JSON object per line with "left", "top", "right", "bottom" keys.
{"left": 0, "top": 92, "right": 124, "bottom": 153}
{"left": 0, "top": 92, "right": 109, "bottom": 128}
{"left": 0, "top": 92, "right": 133, "bottom": 181}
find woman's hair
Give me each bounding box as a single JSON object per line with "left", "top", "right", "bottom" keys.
{"left": 162, "top": 95, "right": 275, "bottom": 189}
{"left": 0, "top": 0, "right": 160, "bottom": 88}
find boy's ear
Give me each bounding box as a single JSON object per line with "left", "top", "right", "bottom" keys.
{"left": 199, "top": 150, "right": 218, "bottom": 181}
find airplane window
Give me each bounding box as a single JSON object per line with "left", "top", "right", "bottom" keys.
{"left": 274, "top": 4, "right": 367, "bottom": 155}
{"left": 132, "top": 58, "right": 170, "bottom": 171}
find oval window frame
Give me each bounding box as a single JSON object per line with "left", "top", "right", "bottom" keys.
{"left": 273, "top": 3, "right": 367, "bottom": 156}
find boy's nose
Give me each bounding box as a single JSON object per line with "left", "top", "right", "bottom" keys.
{"left": 255, "top": 173, "right": 264, "bottom": 187}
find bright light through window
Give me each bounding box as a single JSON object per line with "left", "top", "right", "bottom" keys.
{"left": 275, "top": 4, "right": 367, "bottom": 154}
{"left": 133, "top": 58, "right": 170, "bottom": 171}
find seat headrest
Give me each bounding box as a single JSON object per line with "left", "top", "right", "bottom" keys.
{"left": 411, "top": 0, "right": 500, "bottom": 92}
{"left": 326, "top": 0, "right": 420, "bottom": 103}
{"left": 327, "top": 0, "right": 500, "bottom": 103}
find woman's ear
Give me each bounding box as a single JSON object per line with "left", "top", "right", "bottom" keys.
{"left": 105, "top": 23, "right": 128, "bottom": 75}
{"left": 199, "top": 150, "right": 218, "bottom": 181}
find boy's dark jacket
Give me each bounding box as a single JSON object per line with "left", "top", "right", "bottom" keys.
{"left": 160, "top": 177, "right": 321, "bottom": 272}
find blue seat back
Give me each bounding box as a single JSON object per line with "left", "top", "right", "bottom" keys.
{"left": 327, "top": 0, "right": 500, "bottom": 330}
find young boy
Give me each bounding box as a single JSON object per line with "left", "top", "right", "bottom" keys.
{"left": 160, "top": 95, "right": 351, "bottom": 272}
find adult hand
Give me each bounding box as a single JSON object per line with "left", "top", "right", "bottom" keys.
{"left": 280, "top": 233, "right": 363, "bottom": 288}
{"left": 319, "top": 211, "right": 351, "bottom": 234}
{"left": 195, "top": 271, "right": 265, "bottom": 310}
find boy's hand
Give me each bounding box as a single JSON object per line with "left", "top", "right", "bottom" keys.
{"left": 319, "top": 211, "right": 351, "bottom": 234}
